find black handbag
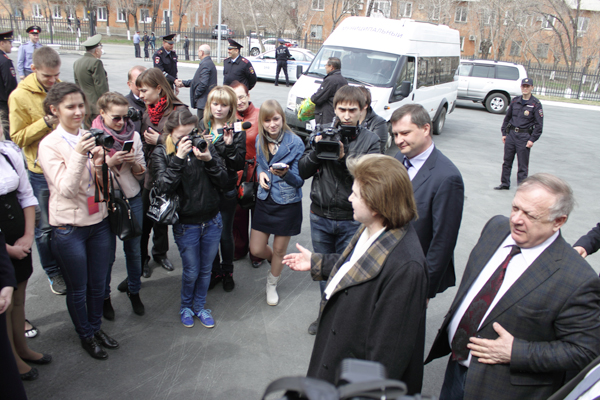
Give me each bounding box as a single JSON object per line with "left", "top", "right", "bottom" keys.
{"left": 146, "top": 185, "right": 180, "bottom": 225}
{"left": 237, "top": 159, "right": 257, "bottom": 210}
{"left": 107, "top": 171, "right": 142, "bottom": 241}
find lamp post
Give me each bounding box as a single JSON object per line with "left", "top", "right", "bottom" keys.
{"left": 217, "top": 0, "right": 222, "bottom": 63}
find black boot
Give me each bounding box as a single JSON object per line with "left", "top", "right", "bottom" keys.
{"left": 103, "top": 297, "right": 115, "bottom": 321}
{"left": 128, "top": 290, "right": 145, "bottom": 316}
{"left": 81, "top": 336, "right": 108, "bottom": 360}
{"left": 117, "top": 278, "right": 128, "bottom": 293}
{"left": 142, "top": 256, "right": 152, "bottom": 278}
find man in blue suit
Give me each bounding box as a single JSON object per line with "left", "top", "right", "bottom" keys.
{"left": 426, "top": 173, "right": 600, "bottom": 400}
{"left": 392, "top": 104, "right": 464, "bottom": 299}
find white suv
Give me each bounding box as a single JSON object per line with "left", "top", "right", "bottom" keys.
{"left": 455, "top": 60, "right": 527, "bottom": 114}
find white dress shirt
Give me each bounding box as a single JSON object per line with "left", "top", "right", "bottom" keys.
{"left": 448, "top": 231, "right": 559, "bottom": 367}
{"left": 406, "top": 143, "right": 434, "bottom": 180}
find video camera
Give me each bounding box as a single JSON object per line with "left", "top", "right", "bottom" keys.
{"left": 262, "top": 358, "right": 436, "bottom": 400}
{"left": 88, "top": 128, "right": 114, "bottom": 148}
{"left": 127, "top": 107, "right": 143, "bottom": 122}
{"left": 310, "top": 118, "right": 359, "bottom": 161}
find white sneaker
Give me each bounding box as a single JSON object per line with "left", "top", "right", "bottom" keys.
{"left": 266, "top": 272, "right": 281, "bottom": 306}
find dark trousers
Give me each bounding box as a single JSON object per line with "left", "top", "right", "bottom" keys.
{"left": 439, "top": 358, "right": 469, "bottom": 400}
{"left": 212, "top": 189, "right": 238, "bottom": 275}
{"left": 144, "top": 45, "right": 149, "bottom": 58}
{"left": 0, "top": 313, "right": 27, "bottom": 399}
{"left": 275, "top": 60, "right": 289, "bottom": 85}
{"left": 184, "top": 48, "right": 189, "bottom": 60}
{"left": 51, "top": 219, "right": 112, "bottom": 339}
{"left": 501, "top": 130, "right": 531, "bottom": 187}
{"left": 134, "top": 43, "right": 141, "bottom": 57}
{"left": 232, "top": 204, "right": 263, "bottom": 263}
{"left": 141, "top": 187, "right": 169, "bottom": 262}
{"left": 197, "top": 108, "right": 204, "bottom": 120}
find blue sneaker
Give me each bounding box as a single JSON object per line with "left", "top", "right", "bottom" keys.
{"left": 180, "top": 308, "right": 194, "bottom": 328}
{"left": 196, "top": 309, "right": 215, "bottom": 328}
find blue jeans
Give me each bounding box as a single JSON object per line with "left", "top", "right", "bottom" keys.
{"left": 309, "top": 213, "right": 361, "bottom": 293}
{"left": 106, "top": 193, "right": 143, "bottom": 297}
{"left": 28, "top": 171, "right": 61, "bottom": 278}
{"left": 173, "top": 214, "right": 222, "bottom": 312}
{"left": 51, "top": 218, "right": 112, "bottom": 339}
{"left": 439, "top": 358, "right": 468, "bottom": 400}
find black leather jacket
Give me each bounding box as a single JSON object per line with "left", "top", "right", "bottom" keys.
{"left": 211, "top": 129, "right": 246, "bottom": 192}
{"left": 152, "top": 144, "right": 228, "bottom": 224}
{"left": 298, "top": 126, "right": 381, "bottom": 220}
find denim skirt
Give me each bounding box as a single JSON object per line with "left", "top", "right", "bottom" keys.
{"left": 252, "top": 194, "right": 302, "bottom": 236}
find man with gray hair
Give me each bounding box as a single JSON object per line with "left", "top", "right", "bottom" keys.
{"left": 426, "top": 173, "right": 600, "bottom": 400}
{"left": 176, "top": 44, "right": 216, "bottom": 119}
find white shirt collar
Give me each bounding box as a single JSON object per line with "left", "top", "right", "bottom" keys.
{"left": 406, "top": 142, "right": 434, "bottom": 180}
{"left": 501, "top": 230, "right": 560, "bottom": 265}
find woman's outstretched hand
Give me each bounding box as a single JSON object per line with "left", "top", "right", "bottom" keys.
{"left": 282, "top": 243, "right": 312, "bottom": 272}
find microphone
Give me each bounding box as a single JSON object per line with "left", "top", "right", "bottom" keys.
{"left": 242, "top": 121, "right": 252, "bottom": 130}
{"left": 234, "top": 121, "right": 252, "bottom": 132}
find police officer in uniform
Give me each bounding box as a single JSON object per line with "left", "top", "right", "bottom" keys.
{"left": 0, "top": 31, "right": 17, "bottom": 139}
{"left": 495, "top": 77, "right": 543, "bottom": 190}
{"left": 153, "top": 33, "right": 178, "bottom": 87}
{"left": 223, "top": 38, "right": 257, "bottom": 90}
{"left": 17, "top": 26, "right": 42, "bottom": 80}
{"left": 274, "top": 39, "right": 291, "bottom": 87}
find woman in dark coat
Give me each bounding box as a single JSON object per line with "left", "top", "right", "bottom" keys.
{"left": 283, "top": 154, "right": 428, "bottom": 395}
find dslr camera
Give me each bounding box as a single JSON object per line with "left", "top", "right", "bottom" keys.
{"left": 310, "top": 119, "right": 359, "bottom": 161}
{"left": 88, "top": 128, "right": 114, "bottom": 148}
{"left": 188, "top": 128, "right": 208, "bottom": 152}
{"left": 127, "top": 107, "right": 143, "bottom": 122}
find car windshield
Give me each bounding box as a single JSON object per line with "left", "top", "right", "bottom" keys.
{"left": 306, "top": 46, "right": 401, "bottom": 87}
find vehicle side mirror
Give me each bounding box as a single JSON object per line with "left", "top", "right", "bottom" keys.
{"left": 296, "top": 65, "right": 303, "bottom": 79}
{"left": 394, "top": 81, "right": 412, "bottom": 97}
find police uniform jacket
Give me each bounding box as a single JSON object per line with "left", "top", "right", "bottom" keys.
{"left": 16, "top": 41, "right": 42, "bottom": 77}
{"left": 501, "top": 95, "right": 543, "bottom": 142}
{"left": 275, "top": 45, "right": 291, "bottom": 61}
{"left": 73, "top": 52, "right": 109, "bottom": 116}
{"left": 223, "top": 56, "right": 257, "bottom": 90}
{"left": 153, "top": 46, "right": 178, "bottom": 85}
{"left": 0, "top": 50, "right": 17, "bottom": 103}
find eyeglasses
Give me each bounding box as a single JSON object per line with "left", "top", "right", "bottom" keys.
{"left": 110, "top": 115, "right": 129, "bottom": 122}
{"left": 237, "top": 95, "right": 247, "bottom": 101}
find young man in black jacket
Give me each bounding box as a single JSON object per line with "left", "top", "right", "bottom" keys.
{"left": 310, "top": 57, "right": 347, "bottom": 127}
{"left": 299, "top": 85, "right": 381, "bottom": 334}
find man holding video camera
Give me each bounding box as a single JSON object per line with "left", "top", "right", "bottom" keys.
{"left": 299, "top": 85, "right": 380, "bottom": 335}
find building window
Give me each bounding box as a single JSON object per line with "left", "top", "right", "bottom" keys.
{"left": 372, "top": 1, "right": 391, "bottom": 18}
{"left": 139, "top": 8, "right": 150, "bottom": 22}
{"left": 430, "top": 5, "right": 440, "bottom": 21}
{"left": 482, "top": 9, "right": 496, "bottom": 25}
{"left": 312, "top": 0, "right": 324, "bottom": 11}
{"left": 460, "top": 36, "right": 465, "bottom": 52}
{"left": 32, "top": 4, "right": 43, "bottom": 18}
{"left": 542, "top": 15, "right": 555, "bottom": 29}
{"left": 52, "top": 5, "right": 61, "bottom": 18}
{"left": 509, "top": 41, "right": 521, "bottom": 56}
{"left": 310, "top": 25, "right": 323, "bottom": 40}
{"left": 66, "top": 7, "right": 74, "bottom": 19}
{"left": 97, "top": 7, "right": 107, "bottom": 21}
{"left": 399, "top": 2, "right": 412, "bottom": 17}
{"left": 536, "top": 43, "right": 549, "bottom": 58}
{"left": 455, "top": 7, "right": 468, "bottom": 23}
{"left": 577, "top": 17, "right": 589, "bottom": 34}
{"left": 14, "top": 8, "right": 22, "bottom": 17}
{"left": 116, "top": 8, "right": 126, "bottom": 22}
{"left": 576, "top": 46, "right": 582, "bottom": 62}
{"left": 162, "top": 10, "right": 173, "bottom": 24}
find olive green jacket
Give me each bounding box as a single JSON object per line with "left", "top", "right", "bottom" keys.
{"left": 73, "top": 52, "right": 109, "bottom": 123}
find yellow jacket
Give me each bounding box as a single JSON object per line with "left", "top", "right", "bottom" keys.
{"left": 8, "top": 73, "right": 57, "bottom": 174}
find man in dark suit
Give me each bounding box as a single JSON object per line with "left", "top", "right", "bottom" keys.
{"left": 426, "top": 173, "right": 600, "bottom": 400}
{"left": 392, "top": 104, "right": 464, "bottom": 299}
{"left": 574, "top": 223, "right": 600, "bottom": 259}
{"left": 177, "top": 44, "right": 216, "bottom": 119}
{"left": 125, "top": 65, "right": 146, "bottom": 134}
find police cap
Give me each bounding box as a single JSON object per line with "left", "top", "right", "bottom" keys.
{"left": 0, "top": 30, "right": 13, "bottom": 41}
{"left": 227, "top": 38, "right": 243, "bottom": 49}
{"left": 82, "top": 34, "right": 102, "bottom": 49}
{"left": 521, "top": 78, "right": 534, "bottom": 86}
{"left": 161, "top": 34, "right": 176, "bottom": 42}
{"left": 26, "top": 26, "right": 42, "bottom": 34}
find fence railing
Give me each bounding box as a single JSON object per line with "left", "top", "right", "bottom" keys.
{"left": 461, "top": 56, "right": 600, "bottom": 102}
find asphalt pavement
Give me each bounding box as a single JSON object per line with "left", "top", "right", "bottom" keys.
{"left": 7, "top": 43, "right": 600, "bottom": 399}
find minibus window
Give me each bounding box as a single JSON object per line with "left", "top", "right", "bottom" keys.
{"left": 394, "top": 56, "right": 415, "bottom": 99}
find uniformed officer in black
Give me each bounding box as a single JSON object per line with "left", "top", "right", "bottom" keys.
{"left": 495, "top": 78, "right": 544, "bottom": 190}
{"left": 153, "top": 33, "right": 178, "bottom": 86}
{"left": 0, "top": 31, "right": 17, "bottom": 139}
{"left": 274, "top": 38, "right": 291, "bottom": 87}
{"left": 223, "top": 38, "right": 257, "bottom": 90}
{"left": 183, "top": 35, "right": 190, "bottom": 61}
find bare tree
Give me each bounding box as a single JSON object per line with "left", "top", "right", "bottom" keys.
{"left": 330, "top": 0, "right": 362, "bottom": 31}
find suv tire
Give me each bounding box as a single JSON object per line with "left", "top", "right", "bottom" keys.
{"left": 485, "top": 93, "right": 508, "bottom": 114}
{"left": 432, "top": 106, "right": 447, "bottom": 135}
{"left": 250, "top": 47, "right": 260, "bottom": 56}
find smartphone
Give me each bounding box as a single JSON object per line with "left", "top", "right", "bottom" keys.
{"left": 122, "top": 140, "right": 134, "bottom": 153}
{"left": 272, "top": 162, "right": 288, "bottom": 170}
